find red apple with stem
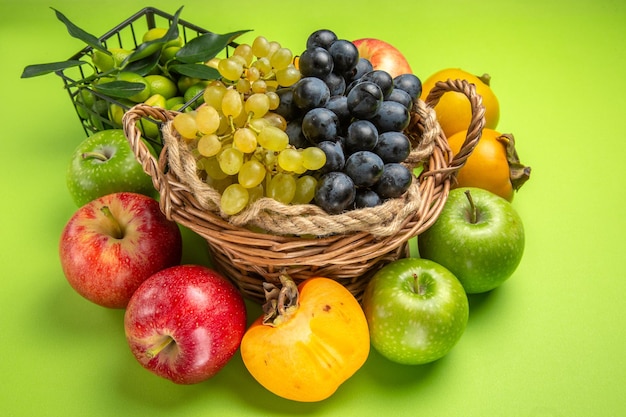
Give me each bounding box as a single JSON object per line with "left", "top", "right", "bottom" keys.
{"left": 59, "top": 192, "right": 182, "bottom": 309}
{"left": 352, "top": 38, "right": 412, "bottom": 78}
{"left": 124, "top": 265, "right": 247, "bottom": 384}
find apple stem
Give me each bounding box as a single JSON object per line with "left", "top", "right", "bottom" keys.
{"left": 465, "top": 190, "right": 478, "bottom": 224}
{"left": 100, "top": 206, "right": 124, "bottom": 239}
{"left": 145, "top": 336, "right": 176, "bottom": 359}
{"left": 81, "top": 151, "right": 109, "bottom": 162}
{"left": 413, "top": 273, "right": 431, "bottom": 296}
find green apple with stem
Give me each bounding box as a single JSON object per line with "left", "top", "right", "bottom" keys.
{"left": 362, "top": 257, "right": 469, "bottom": 365}
{"left": 418, "top": 187, "right": 525, "bottom": 294}
{"left": 66, "top": 129, "right": 156, "bottom": 207}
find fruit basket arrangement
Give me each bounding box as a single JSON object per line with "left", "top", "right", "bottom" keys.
{"left": 122, "top": 79, "right": 485, "bottom": 302}
{"left": 23, "top": 5, "right": 487, "bottom": 303}
{"left": 22, "top": 5, "right": 537, "bottom": 401}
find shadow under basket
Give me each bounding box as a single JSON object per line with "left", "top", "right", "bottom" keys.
{"left": 122, "top": 78, "right": 485, "bottom": 303}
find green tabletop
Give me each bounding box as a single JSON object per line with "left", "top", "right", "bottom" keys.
{"left": 2, "top": 1, "right": 625, "bottom": 416}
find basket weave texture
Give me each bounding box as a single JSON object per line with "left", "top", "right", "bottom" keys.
{"left": 122, "top": 79, "right": 485, "bottom": 302}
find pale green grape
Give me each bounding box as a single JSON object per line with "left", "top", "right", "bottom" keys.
{"left": 267, "top": 172, "right": 296, "bottom": 204}
{"left": 229, "top": 54, "right": 248, "bottom": 68}
{"left": 203, "top": 81, "right": 227, "bottom": 112}
{"left": 257, "top": 125, "right": 289, "bottom": 152}
{"left": 173, "top": 112, "right": 198, "bottom": 139}
{"left": 275, "top": 64, "right": 301, "bottom": 87}
{"left": 218, "top": 147, "right": 244, "bottom": 175}
{"left": 222, "top": 89, "right": 244, "bottom": 118}
{"left": 221, "top": 183, "right": 249, "bottom": 215}
{"left": 195, "top": 105, "right": 220, "bottom": 135}
{"left": 197, "top": 134, "right": 222, "bottom": 157}
{"left": 245, "top": 93, "right": 270, "bottom": 118}
{"left": 266, "top": 91, "right": 280, "bottom": 110}
{"left": 232, "top": 107, "right": 249, "bottom": 129}
{"left": 263, "top": 112, "right": 287, "bottom": 130}
{"left": 218, "top": 57, "right": 244, "bottom": 81}
{"left": 236, "top": 78, "right": 251, "bottom": 94}
{"left": 251, "top": 79, "right": 267, "bottom": 94}
{"left": 205, "top": 175, "right": 234, "bottom": 194}
{"left": 203, "top": 156, "right": 229, "bottom": 180}
{"left": 238, "top": 159, "right": 266, "bottom": 188}
{"left": 233, "top": 43, "right": 254, "bottom": 66}
{"left": 301, "top": 146, "right": 327, "bottom": 170}
{"left": 251, "top": 36, "right": 270, "bottom": 57}
{"left": 267, "top": 41, "right": 281, "bottom": 60}
{"left": 252, "top": 58, "right": 272, "bottom": 77}
{"left": 233, "top": 127, "right": 258, "bottom": 153}
{"left": 292, "top": 175, "right": 317, "bottom": 204}
{"left": 262, "top": 150, "right": 278, "bottom": 170}
{"left": 277, "top": 148, "right": 304, "bottom": 172}
{"left": 270, "top": 47, "right": 293, "bottom": 70}
{"left": 248, "top": 184, "right": 264, "bottom": 203}
{"left": 246, "top": 66, "right": 261, "bottom": 82}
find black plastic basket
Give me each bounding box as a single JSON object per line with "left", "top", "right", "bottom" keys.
{"left": 55, "top": 6, "right": 236, "bottom": 147}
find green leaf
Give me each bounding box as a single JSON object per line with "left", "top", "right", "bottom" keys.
{"left": 122, "top": 51, "right": 161, "bottom": 76}
{"left": 175, "top": 29, "right": 251, "bottom": 64}
{"left": 92, "top": 80, "right": 146, "bottom": 99}
{"left": 51, "top": 8, "right": 108, "bottom": 54}
{"left": 169, "top": 63, "right": 220, "bottom": 80}
{"left": 21, "top": 60, "right": 87, "bottom": 78}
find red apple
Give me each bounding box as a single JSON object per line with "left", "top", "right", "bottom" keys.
{"left": 59, "top": 192, "right": 182, "bottom": 309}
{"left": 124, "top": 265, "right": 247, "bottom": 384}
{"left": 352, "top": 38, "right": 412, "bottom": 78}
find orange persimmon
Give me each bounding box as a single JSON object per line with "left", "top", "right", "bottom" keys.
{"left": 240, "top": 275, "right": 370, "bottom": 402}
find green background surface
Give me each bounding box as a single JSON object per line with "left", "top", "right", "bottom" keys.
{"left": 2, "top": 0, "right": 625, "bottom": 416}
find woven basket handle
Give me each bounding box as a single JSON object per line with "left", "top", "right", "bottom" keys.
{"left": 122, "top": 105, "right": 177, "bottom": 202}
{"left": 424, "top": 78, "right": 486, "bottom": 172}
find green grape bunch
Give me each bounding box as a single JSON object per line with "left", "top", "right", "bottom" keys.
{"left": 172, "top": 35, "right": 325, "bottom": 216}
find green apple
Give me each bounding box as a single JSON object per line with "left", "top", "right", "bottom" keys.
{"left": 66, "top": 129, "right": 156, "bottom": 207}
{"left": 418, "top": 187, "right": 525, "bottom": 294}
{"left": 362, "top": 257, "right": 469, "bottom": 365}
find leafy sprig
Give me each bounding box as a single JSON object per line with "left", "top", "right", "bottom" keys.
{"left": 21, "top": 6, "right": 250, "bottom": 98}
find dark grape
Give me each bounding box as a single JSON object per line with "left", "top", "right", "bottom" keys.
{"left": 344, "top": 119, "right": 378, "bottom": 153}
{"left": 299, "top": 47, "right": 334, "bottom": 79}
{"left": 386, "top": 88, "right": 413, "bottom": 110}
{"left": 301, "top": 108, "right": 340, "bottom": 144}
{"left": 346, "top": 81, "right": 383, "bottom": 119}
{"left": 328, "top": 39, "right": 359, "bottom": 74}
{"left": 344, "top": 151, "right": 384, "bottom": 188}
{"left": 374, "top": 131, "right": 411, "bottom": 163}
{"left": 373, "top": 163, "right": 413, "bottom": 198}
{"left": 359, "top": 70, "right": 394, "bottom": 98}
{"left": 306, "top": 29, "right": 338, "bottom": 50}
{"left": 292, "top": 77, "right": 331, "bottom": 111}
{"left": 315, "top": 172, "right": 356, "bottom": 214}
{"left": 354, "top": 189, "right": 382, "bottom": 208}
{"left": 285, "top": 118, "right": 309, "bottom": 148}
{"left": 370, "top": 100, "right": 411, "bottom": 132}
{"left": 325, "top": 95, "right": 351, "bottom": 128}
{"left": 324, "top": 71, "right": 346, "bottom": 96}
{"left": 345, "top": 57, "right": 374, "bottom": 83}
{"left": 393, "top": 73, "right": 422, "bottom": 102}
{"left": 317, "top": 140, "right": 345, "bottom": 174}
{"left": 274, "top": 87, "right": 301, "bottom": 121}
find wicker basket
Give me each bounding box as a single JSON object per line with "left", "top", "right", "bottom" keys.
{"left": 122, "top": 78, "right": 485, "bottom": 303}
